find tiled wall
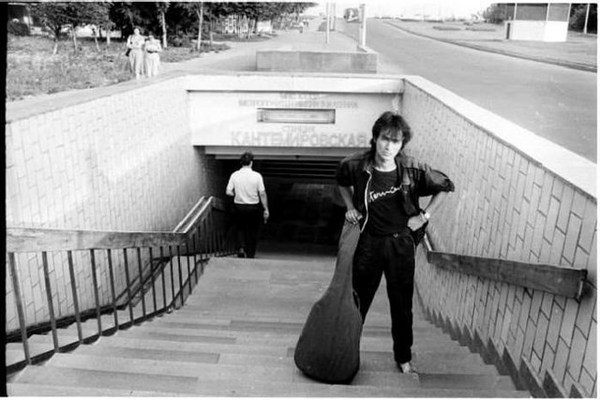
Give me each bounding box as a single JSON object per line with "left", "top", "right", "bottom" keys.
{"left": 402, "top": 77, "right": 597, "bottom": 397}
{"left": 6, "top": 76, "right": 226, "bottom": 331}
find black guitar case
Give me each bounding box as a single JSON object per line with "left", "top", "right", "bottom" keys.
{"left": 294, "top": 222, "right": 363, "bottom": 384}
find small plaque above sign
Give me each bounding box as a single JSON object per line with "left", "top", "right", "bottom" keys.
{"left": 257, "top": 108, "right": 335, "bottom": 124}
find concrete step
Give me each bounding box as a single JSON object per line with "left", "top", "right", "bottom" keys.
{"left": 10, "top": 364, "right": 529, "bottom": 397}
{"left": 41, "top": 352, "right": 420, "bottom": 388}
{"left": 72, "top": 335, "right": 289, "bottom": 357}
{"left": 359, "top": 351, "right": 499, "bottom": 375}
{"left": 115, "top": 323, "right": 465, "bottom": 351}
{"left": 44, "top": 352, "right": 304, "bottom": 382}
{"left": 147, "top": 312, "right": 433, "bottom": 335}
{"left": 62, "top": 326, "right": 485, "bottom": 374}
{"left": 419, "top": 373, "right": 517, "bottom": 391}
{"left": 5, "top": 341, "right": 54, "bottom": 366}
{"left": 64, "top": 338, "right": 489, "bottom": 377}
{"left": 7, "top": 382, "right": 187, "bottom": 397}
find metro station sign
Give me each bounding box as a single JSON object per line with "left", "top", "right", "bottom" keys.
{"left": 189, "top": 80, "right": 400, "bottom": 151}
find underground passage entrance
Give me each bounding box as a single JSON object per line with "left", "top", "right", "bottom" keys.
{"left": 190, "top": 73, "right": 402, "bottom": 255}
{"left": 219, "top": 157, "right": 347, "bottom": 251}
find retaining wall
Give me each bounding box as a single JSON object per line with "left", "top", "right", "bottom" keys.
{"left": 401, "top": 76, "right": 597, "bottom": 397}
{"left": 256, "top": 47, "right": 377, "bottom": 73}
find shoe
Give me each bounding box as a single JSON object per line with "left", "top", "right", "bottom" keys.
{"left": 398, "top": 362, "right": 415, "bottom": 374}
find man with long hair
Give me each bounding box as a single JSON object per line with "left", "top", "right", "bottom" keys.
{"left": 336, "top": 111, "right": 455, "bottom": 373}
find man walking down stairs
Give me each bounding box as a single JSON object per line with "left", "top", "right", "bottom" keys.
{"left": 7, "top": 252, "right": 531, "bottom": 397}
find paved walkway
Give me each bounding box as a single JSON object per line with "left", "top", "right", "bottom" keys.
{"left": 162, "top": 18, "right": 358, "bottom": 74}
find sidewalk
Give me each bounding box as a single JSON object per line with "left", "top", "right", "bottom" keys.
{"left": 380, "top": 20, "right": 597, "bottom": 72}
{"left": 162, "top": 17, "right": 358, "bottom": 74}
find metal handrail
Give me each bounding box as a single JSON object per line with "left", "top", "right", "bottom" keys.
{"left": 5, "top": 196, "right": 236, "bottom": 371}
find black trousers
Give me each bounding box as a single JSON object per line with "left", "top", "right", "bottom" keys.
{"left": 352, "top": 230, "right": 415, "bottom": 364}
{"left": 233, "top": 203, "right": 262, "bottom": 258}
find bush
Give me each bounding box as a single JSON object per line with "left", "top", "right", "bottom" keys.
{"left": 483, "top": 4, "right": 506, "bottom": 24}
{"left": 8, "top": 20, "right": 30, "bottom": 36}
{"left": 433, "top": 25, "right": 462, "bottom": 31}
{"left": 570, "top": 4, "right": 597, "bottom": 33}
{"left": 170, "top": 33, "right": 192, "bottom": 47}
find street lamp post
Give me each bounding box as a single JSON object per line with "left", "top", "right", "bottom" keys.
{"left": 359, "top": 3, "right": 366, "bottom": 48}
{"left": 325, "top": 2, "right": 330, "bottom": 44}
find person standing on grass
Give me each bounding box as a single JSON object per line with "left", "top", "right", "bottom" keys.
{"left": 226, "top": 152, "right": 270, "bottom": 259}
{"left": 144, "top": 34, "right": 162, "bottom": 77}
{"left": 126, "top": 27, "right": 145, "bottom": 79}
{"left": 336, "top": 111, "right": 454, "bottom": 374}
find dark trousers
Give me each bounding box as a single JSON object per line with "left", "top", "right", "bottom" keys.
{"left": 233, "top": 203, "right": 262, "bottom": 258}
{"left": 352, "top": 230, "right": 415, "bottom": 364}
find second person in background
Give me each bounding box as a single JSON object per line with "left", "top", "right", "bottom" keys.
{"left": 144, "top": 34, "right": 162, "bottom": 77}
{"left": 226, "top": 152, "right": 270, "bottom": 259}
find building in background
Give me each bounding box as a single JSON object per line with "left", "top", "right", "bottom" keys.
{"left": 501, "top": 2, "right": 571, "bottom": 41}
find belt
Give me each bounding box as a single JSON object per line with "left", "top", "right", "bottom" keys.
{"left": 365, "top": 227, "right": 411, "bottom": 238}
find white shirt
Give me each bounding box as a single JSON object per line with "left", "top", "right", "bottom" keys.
{"left": 226, "top": 166, "right": 265, "bottom": 205}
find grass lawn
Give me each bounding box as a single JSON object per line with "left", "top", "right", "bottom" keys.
{"left": 6, "top": 34, "right": 231, "bottom": 102}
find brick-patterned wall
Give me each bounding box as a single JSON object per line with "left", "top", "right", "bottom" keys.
{"left": 6, "top": 76, "right": 226, "bottom": 331}
{"left": 401, "top": 77, "right": 597, "bottom": 397}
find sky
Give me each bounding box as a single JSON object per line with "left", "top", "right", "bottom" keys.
{"left": 306, "top": 1, "right": 496, "bottom": 19}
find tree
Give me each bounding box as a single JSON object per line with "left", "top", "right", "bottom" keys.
{"left": 482, "top": 3, "right": 507, "bottom": 24}
{"left": 30, "top": 2, "right": 110, "bottom": 54}
{"left": 85, "top": 3, "right": 111, "bottom": 51}
{"left": 109, "top": 2, "right": 157, "bottom": 38}
{"left": 30, "top": 2, "right": 72, "bottom": 53}
{"left": 178, "top": 1, "right": 205, "bottom": 51}
{"left": 156, "top": 1, "right": 169, "bottom": 48}
{"left": 570, "top": 3, "right": 597, "bottom": 33}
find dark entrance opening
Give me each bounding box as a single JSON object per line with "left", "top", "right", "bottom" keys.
{"left": 221, "top": 158, "right": 346, "bottom": 256}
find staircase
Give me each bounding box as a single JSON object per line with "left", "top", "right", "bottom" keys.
{"left": 7, "top": 250, "right": 531, "bottom": 397}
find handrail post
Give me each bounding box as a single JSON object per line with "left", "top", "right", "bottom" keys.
{"left": 66, "top": 251, "right": 83, "bottom": 343}
{"left": 106, "top": 249, "right": 119, "bottom": 328}
{"left": 148, "top": 247, "right": 158, "bottom": 314}
{"left": 41, "top": 251, "right": 59, "bottom": 352}
{"left": 123, "top": 249, "right": 134, "bottom": 323}
{"left": 89, "top": 249, "right": 103, "bottom": 336}
{"left": 160, "top": 246, "right": 167, "bottom": 310}
{"left": 211, "top": 213, "right": 217, "bottom": 256}
{"left": 136, "top": 247, "right": 147, "bottom": 318}
{"left": 176, "top": 245, "right": 184, "bottom": 307}
{"left": 8, "top": 253, "right": 31, "bottom": 364}
{"left": 191, "top": 232, "right": 200, "bottom": 281}
{"left": 168, "top": 246, "right": 175, "bottom": 309}
{"left": 185, "top": 241, "right": 193, "bottom": 295}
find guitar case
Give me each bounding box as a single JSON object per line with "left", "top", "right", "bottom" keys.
{"left": 294, "top": 222, "right": 363, "bottom": 384}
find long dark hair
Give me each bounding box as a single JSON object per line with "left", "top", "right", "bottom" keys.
{"left": 370, "top": 111, "right": 413, "bottom": 152}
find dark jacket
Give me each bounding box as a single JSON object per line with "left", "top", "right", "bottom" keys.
{"left": 336, "top": 150, "right": 455, "bottom": 233}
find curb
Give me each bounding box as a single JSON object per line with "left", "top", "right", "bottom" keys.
{"left": 384, "top": 21, "right": 597, "bottom": 73}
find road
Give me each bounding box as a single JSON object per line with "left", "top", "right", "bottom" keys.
{"left": 367, "top": 19, "right": 597, "bottom": 163}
